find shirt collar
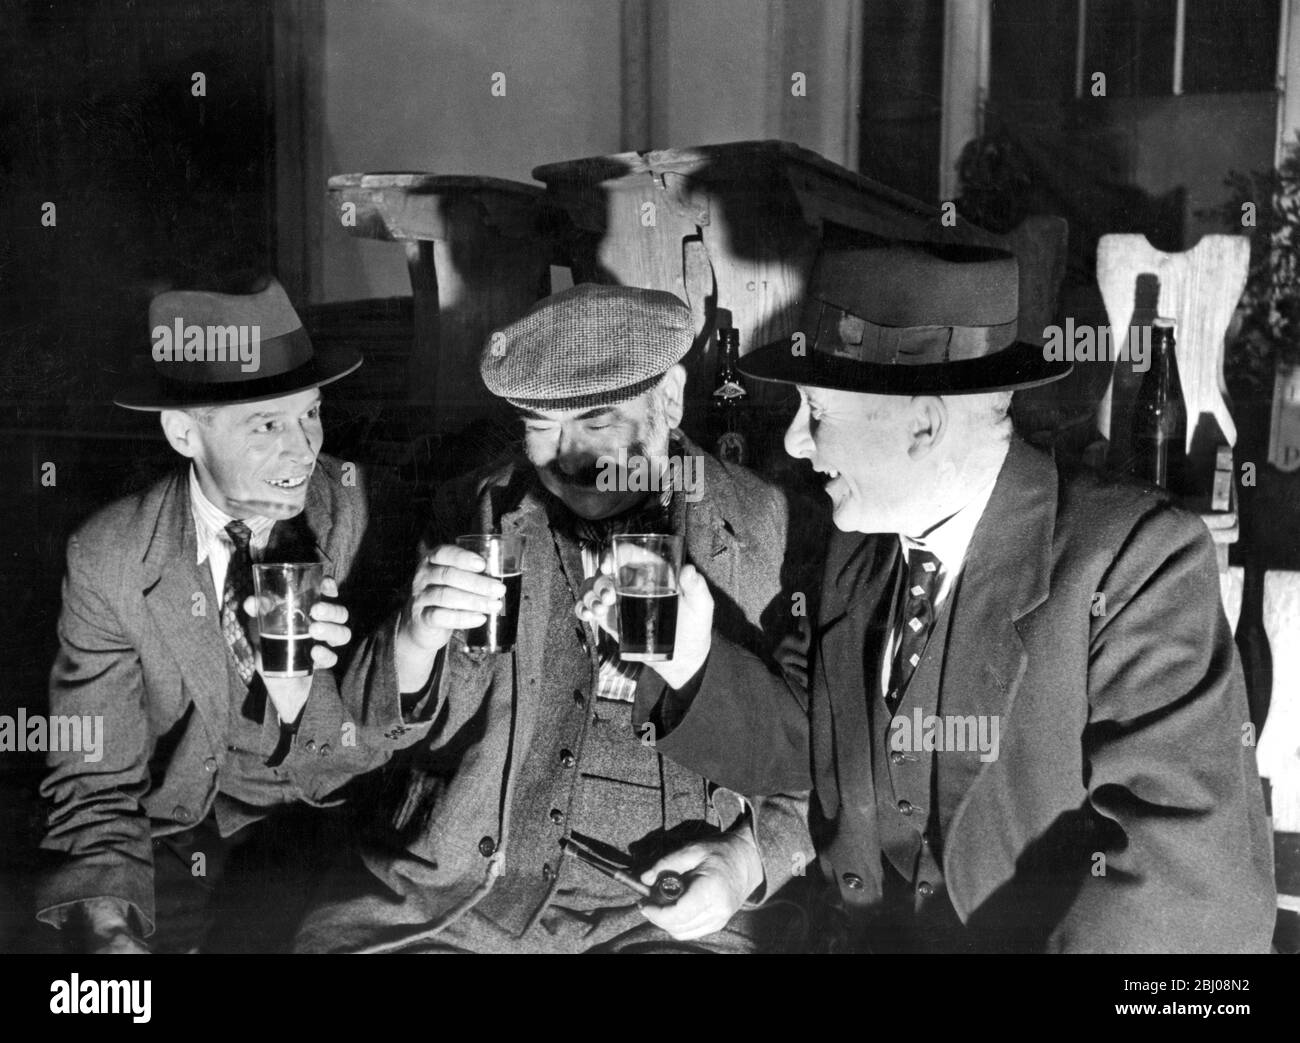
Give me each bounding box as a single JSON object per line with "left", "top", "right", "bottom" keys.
{"left": 899, "top": 459, "right": 1003, "bottom": 577}
{"left": 188, "top": 466, "right": 276, "bottom": 564}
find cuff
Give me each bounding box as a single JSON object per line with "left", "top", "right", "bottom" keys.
{"left": 38, "top": 891, "right": 154, "bottom": 940}
{"left": 632, "top": 653, "right": 708, "bottom": 743}
{"left": 747, "top": 792, "right": 815, "bottom": 906}
{"left": 392, "top": 618, "right": 446, "bottom": 723}
{"left": 401, "top": 651, "right": 444, "bottom": 723}
{"left": 723, "top": 804, "right": 766, "bottom": 905}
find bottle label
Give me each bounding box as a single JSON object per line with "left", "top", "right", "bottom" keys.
{"left": 713, "top": 381, "right": 747, "bottom": 401}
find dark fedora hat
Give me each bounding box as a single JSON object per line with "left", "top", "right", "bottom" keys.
{"left": 114, "top": 277, "right": 361, "bottom": 410}
{"left": 739, "top": 237, "right": 1071, "bottom": 394}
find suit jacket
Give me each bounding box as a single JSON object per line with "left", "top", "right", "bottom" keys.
{"left": 653, "top": 436, "right": 1277, "bottom": 952}
{"left": 37, "top": 454, "right": 393, "bottom": 935}
{"left": 335, "top": 436, "right": 822, "bottom": 943}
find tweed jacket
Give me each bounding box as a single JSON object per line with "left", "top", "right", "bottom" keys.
{"left": 337, "top": 435, "right": 822, "bottom": 941}
{"left": 651, "top": 436, "right": 1277, "bottom": 952}
{"left": 37, "top": 454, "right": 392, "bottom": 935}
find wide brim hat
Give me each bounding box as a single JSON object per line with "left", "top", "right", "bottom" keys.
{"left": 115, "top": 277, "right": 361, "bottom": 410}
{"left": 739, "top": 237, "right": 1071, "bottom": 395}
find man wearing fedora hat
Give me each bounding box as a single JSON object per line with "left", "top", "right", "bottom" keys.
{"left": 36, "top": 278, "right": 399, "bottom": 953}
{"left": 632, "top": 237, "right": 1276, "bottom": 952}
{"left": 295, "top": 282, "right": 820, "bottom": 953}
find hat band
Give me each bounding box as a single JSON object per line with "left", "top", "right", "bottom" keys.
{"left": 149, "top": 325, "right": 313, "bottom": 385}
{"left": 811, "top": 299, "right": 1016, "bottom": 366}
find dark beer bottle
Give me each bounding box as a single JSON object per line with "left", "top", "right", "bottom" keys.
{"left": 710, "top": 328, "right": 749, "bottom": 465}
{"left": 1131, "top": 317, "right": 1187, "bottom": 491}
{"left": 1236, "top": 557, "right": 1273, "bottom": 734}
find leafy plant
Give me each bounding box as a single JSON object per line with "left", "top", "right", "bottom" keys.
{"left": 1205, "top": 134, "right": 1300, "bottom": 393}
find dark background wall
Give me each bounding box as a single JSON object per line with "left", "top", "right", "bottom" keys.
{"left": 0, "top": 0, "right": 279, "bottom": 947}
{"left": 2, "top": 0, "right": 1296, "bottom": 952}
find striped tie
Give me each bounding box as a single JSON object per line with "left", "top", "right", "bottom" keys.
{"left": 221, "top": 520, "right": 257, "bottom": 687}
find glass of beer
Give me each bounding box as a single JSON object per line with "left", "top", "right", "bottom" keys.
{"left": 251, "top": 562, "right": 323, "bottom": 678}
{"left": 456, "top": 534, "right": 526, "bottom": 653}
{"left": 611, "top": 534, "right": 682, "bottom": 662}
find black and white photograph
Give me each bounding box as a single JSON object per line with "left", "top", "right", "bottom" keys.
{"left": 0, "top": 0, "right": 1297, "bottom": 1004}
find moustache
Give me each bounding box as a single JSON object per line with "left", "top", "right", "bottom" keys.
{"left": 545, "top": 441, "right": 654, "bottom": 490}
{"left": 546, "top": 460, "right": 603, "bottom": 488}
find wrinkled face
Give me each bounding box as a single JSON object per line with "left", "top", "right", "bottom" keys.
{"left": 174, "top": 389, "right": 323, "bottom": 520}
{"left": 520, "top": 389, "right": 670, "bottom": 521}
{"left": 785, "top": 385, "right": 915, "bottom": 533}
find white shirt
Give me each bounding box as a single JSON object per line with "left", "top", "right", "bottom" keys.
{"left": 879, "top": 465, "right": 1002, "bottom": 701}
{"left": 188, "top": 467, "right": 276, "bottom": 603}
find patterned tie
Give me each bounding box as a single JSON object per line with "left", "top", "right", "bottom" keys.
{"left": 885, "top": 548, "right": 943, "bottom": 712}
{"left": 221, "top": 520, "right": 257, "bottom": 687}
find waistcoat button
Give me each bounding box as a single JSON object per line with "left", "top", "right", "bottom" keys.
{"left": 478, "top": 836, "right": 496, "bottom": 857}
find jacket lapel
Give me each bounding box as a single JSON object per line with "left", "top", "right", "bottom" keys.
{"left": 815, "top": 532, "right": 900, "bottom": 822}
{"left": 140, "top": 468, "right": 230, "bottom": 738}
{"left": 939, "top": 438, "right": 1056, "bottom": 861}
{"left": 301, "top": 466, "right": 336, "bottom": 574}
{"left": 681, "top": 473, "right": 732, "bottom": 583}
{"left": 499, "top": 483, "right": 556, "bottom": 759}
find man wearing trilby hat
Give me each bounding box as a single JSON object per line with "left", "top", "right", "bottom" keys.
{"left": 295, "top": 283, "right": 820, "bottom": 953}
{"left": 36, "top": 278, "right": 396, "bottom": 953}
{"left": 631, "top": 235, "right": 1276, "bottom": 952}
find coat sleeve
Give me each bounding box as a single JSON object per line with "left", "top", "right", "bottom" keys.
{"left": 746, "top": 790, "right": 816, "bottom": 903}
{"left": 334, "top": 471, "right": 494, "bottom": 758}
{"left": 36, "top": 532, "right": 156, "bottom": 935}
{"left": 1050, "top": 506, "right": 1276, "bottom": 953}
{"left": 284, "top": 464, "right": 431, "bottom": 790}
{"left": 635, "top": 621, "right": 814, "bottom": 795}
{"left": 277, "top": 634, "right": 409, "bottom": 796}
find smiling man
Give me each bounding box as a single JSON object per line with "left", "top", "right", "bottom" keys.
{"left": 36, "top": 278, "right": 390, "bottom": 953}
{"left": 636, "top": 237, "right": 1276, "bottom": 953}
{"left": 295, "top": 282, "right": 821, "bottom": 953}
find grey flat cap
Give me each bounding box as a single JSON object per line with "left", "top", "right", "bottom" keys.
{"left": 481, "top": 283, "right": 694, "bottom": 410}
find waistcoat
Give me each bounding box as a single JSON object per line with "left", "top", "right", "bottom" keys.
{"left": 473, "top": 525, "right": 711, "bottom": 936}
{"left": 868, "top": 574, "right": 968, "bottom": 951}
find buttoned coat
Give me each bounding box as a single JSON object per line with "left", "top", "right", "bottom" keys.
{"left": 318, "top": 437, "right": 822, "bottom": 948}
{"left": 37, "top": 455, "right": 392, "bottom": 934}
{"left": 653, "top": 437, "right": 1277, "bottom": 952}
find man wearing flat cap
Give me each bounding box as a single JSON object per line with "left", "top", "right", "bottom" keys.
{"left": 37, "top": 278, "right": 398, "bottom": 953}
{"left": 636, "top": 236, "right": 1277, "bottom": 952}
{"left": 296, "top": 282, "right": 820, "bottom": 953}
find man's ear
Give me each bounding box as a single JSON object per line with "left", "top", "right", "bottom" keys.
{"left": 659, "top": 364, "right": 687, "bottom": 430}
{"left": 160, "top": 410, "right": 202, "bottom": 460}
{"left": 906, "top": 396, "right": 947, "bottom": 460}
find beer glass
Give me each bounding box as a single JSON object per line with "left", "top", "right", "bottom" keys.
{"left": 456, "top": 534, "right": 526, "bottom": 653}
{"left": 251, "top": 562, "right": 323, "bottom": 678}
{"left": 611, "top": 534, "right": 682, "bottom": 662}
